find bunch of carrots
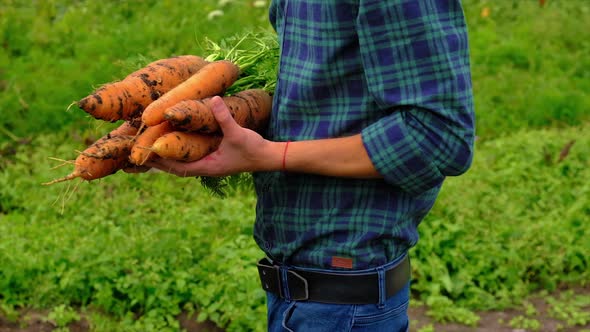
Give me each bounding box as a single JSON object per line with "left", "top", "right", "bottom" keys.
{"left": 44, "top": 54, "right": 273, "bottom": 186}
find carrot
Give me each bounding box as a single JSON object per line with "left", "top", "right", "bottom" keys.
{"left": 107, "top": 120, "right": 140, "bottom": 137}
{"left": 127, "top": 116, "right": 144, "bottom": 129}
{"left": 163, "top": 88, "right": 272, "bottom": 133}
{"left": 78, "top": 55, "right": 208, "bottom": 122}
{"left": 141, "top": 60, "right": 240, "bottom": 127}
{"left": 79, "top": 135, "right": 135, "bottom": 160}
{"left": 43, "top": 135, "right": 135, "bottom": 185}
{"left": 79, "top": 120, "right": 139, "bottom": 151}
{"left": 128, "top": 121, "right": 174, "bottom": 165}
{"left": 151, "top": 132, "right": 222, "bottom": 162}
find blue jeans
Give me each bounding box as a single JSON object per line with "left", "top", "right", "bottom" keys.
{"left": 265, "top": 258, "right": 410, "bottom": 332}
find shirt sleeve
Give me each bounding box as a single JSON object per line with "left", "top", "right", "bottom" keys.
{"left": 357, "top": 0, "right": 476, "bottom": 194}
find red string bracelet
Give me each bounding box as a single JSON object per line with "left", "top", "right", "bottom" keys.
{"left": 282, "top": 140, "right": 291, "bottom": 172}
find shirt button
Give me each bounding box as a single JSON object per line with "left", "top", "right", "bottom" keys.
{"left": 264, "top": 241, "right": 272, "bottom": 250}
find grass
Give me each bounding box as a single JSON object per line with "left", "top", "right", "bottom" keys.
{"left": 1, "top": 0, "right": 589, "bottom": 331}
{"left": 464, "top": 0, "right": 590, "bottom": 138}
{"left": 1, "top": 121, "right": 588, "bottom": 331}
{"left": 0, "top": 0, "right": 272, "bottom": 141}
{"left": 413, "top": 123, "right": 590, "bottom": 324}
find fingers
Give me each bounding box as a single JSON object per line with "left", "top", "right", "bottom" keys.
{"left": 209, "top": 96, "right": 239, "bottom": 134}
{"left": 145, "top": 158, "right": 183, "bottom": 176}
{"left": 144, "top": 158, "right": 210, "bottom": 178}
{"left": 122, "top": 164, "right": 151, "bottom": 173}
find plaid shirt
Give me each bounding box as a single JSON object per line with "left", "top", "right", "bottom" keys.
{"left": 253, "top": 0, "right": 475, "bottom": 270}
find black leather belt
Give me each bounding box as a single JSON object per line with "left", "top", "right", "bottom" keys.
{"left": 256, "top": 255, "right": 410, "bottom": 304}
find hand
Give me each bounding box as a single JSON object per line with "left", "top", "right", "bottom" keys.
{"left": 122, "top": 164, "right": 152, "bottom": 173}
{"left": 145, "top": 96, "right": 281, "bottom": 177}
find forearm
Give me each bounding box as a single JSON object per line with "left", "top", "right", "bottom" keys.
{"left": 145, "top": 97, "right": 383, "bottom": 179}
{"left": 260, "top": 134, "right": 382, "bottom": 179}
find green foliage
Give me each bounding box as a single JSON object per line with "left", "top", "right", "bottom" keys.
{"left": 0, "top": 0, "right": 272, "bottom": 142}
{"left": 1, "top": 0, "right": 589, "bottom": 331}
{"left": 192, "top": 235, "right": 267, "bottom": 332}
{"left": 423, "top": 295, "right": 480, "bottom": 326}
{"left": 547, "top": 291, "right": 590, "bottom": 327}
{"left": 204, "top": 31, "right": 280, "bottom": 94}
{"left": 417, "top": 324, "right": 435, "bottom": 332}
{"left": 45, "top": 304, "right": 81, "bottom": 328}
{"left": 462, "top": 0, "right": 590, "bottom": 138}
{"left": 0, "top": 131, "right": 263, "bottom": 330}
{"left": 198, "top": 31, "right": 279, "bottom": 197}
{"left": 412, "top": 123, "right": 590, "bottom": 322}
{"left": 0, "top": 300, "right": 19, "bottom": 323}
{"left": 199, "top": 173, "right": 255, "bottom": 199}
{"left": 509, "top": 315, "right": 541, "bottom": 331}
{"left": 1, "top": 122, "right": 589, "bottom": 330}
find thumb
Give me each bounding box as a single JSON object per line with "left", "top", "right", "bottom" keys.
{"left": 209, "top": 96, "right": 238, "bottom": 134}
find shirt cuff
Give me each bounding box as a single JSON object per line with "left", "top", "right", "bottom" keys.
{"left": 362, "top": 111, "right": 445, "bottom": 194}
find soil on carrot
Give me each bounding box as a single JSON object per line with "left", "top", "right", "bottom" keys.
{"left": 1, "top": 286, "right": 588, "bottom": 332}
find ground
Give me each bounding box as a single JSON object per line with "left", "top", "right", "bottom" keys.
{"left": 1, "top": 287, "right": 588, "bottom": 332}
{"left": 408, "top": 285, "right": 590, "bottom": 332}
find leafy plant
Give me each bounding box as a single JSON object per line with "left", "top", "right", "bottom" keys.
{"left": 547, "top": 291, "right": 590, "bottom": 327}
{"left": 44, "top": 304, "right": 81, "bottom": 328}
{"left": 1, "top": 1, "right": 589, "bottom": 331}
{"left": 412, "top": 123, "right": 590, "bottom": 322}
{"left": 509, "top": 315, "right": 541, "bottom": 331}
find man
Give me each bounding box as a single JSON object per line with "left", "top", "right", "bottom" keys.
{"left": 148, "top": 0, "right": 475, "bottom": 330}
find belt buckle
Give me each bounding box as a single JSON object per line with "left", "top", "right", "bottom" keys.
{"left": 286, "top": 270, "right": 309, "bottom": 301}
{"left": 257, "top": 258, "right": 282, "bottom": 296}
{"left": 257, "top": 259, "right": 309, "bottom": 301}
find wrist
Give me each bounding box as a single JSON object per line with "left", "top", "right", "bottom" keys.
{"left": 254, "top": 140, "right": 288, "bottom": 172}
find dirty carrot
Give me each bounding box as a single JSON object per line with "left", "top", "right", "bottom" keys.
{"left": 79, "top": 120, "right": 139, "bottom": 152}
{"left": 128, "top": 121, "right": 174, "bottom": 165}
{"left": 79, "top": 135, "right": 135, "bottom": 159}
{"left": 43, "top": 135, "right": 135, "bottom": 185}
{"left": 163, "top": 88, "right": 272, "bottom": 133}
{"left": 141, "top": 60, "right": 240, "bottom": 127}
{"left": 77, "top": 55, "right": 208, "bottom": 122}
{"left": 151, "top": 132, "right": 222, "bottom": 162}
{"left": 106, "top": 120, "right": 140, "bottom": 137}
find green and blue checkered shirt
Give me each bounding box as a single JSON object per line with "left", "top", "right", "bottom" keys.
{"left": 253, "top": 0, "right": 475, "bottom": 270}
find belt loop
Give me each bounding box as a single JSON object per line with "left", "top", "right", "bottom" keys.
{"left": 280, "top": 266, "right": 292, "bottom": 302}
{"left": 377, "top": 266, "right": 385, "bottom": 309}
